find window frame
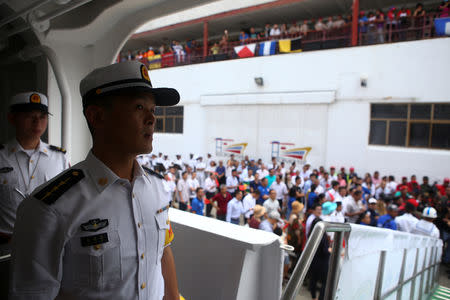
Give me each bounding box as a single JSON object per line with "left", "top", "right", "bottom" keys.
{"left": 154, "top": 106, "right": 184, "bottom": 134}
{"left": 369, "top": 103, "right": 450, "bottom": 150}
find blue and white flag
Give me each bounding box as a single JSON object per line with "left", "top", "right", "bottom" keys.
{"left": 258, "top": 41, "right": 276, "bottom": 56}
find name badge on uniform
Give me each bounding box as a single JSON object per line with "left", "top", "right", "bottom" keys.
{"left": 80, "top": 218, "right": 109, "bottom": 232}
{"left": 0, "top": 167, "right": 13, "bottom": 173}
{"left": 80, "top": 233, "right": 108, "bottom": 247}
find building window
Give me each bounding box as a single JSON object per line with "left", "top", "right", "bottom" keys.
{"left": 155, "top": 106, "right": 183, "bottom": 133}
{"left": 369, "top": 103, "right": 450, "bottom": 149}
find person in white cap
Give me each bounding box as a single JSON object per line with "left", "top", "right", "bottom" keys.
{"left": 0, "top": 92, "right": 69, "bottom": 241}
{"left": 10, "top": 61, "right": 180, "bottom": 300}
{"left": 411, "top": 207, "right": 440, "bottom": 239}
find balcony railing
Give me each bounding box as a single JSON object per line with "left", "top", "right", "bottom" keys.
{"left": 131, "top": 14, "right": 444, "bottom": 70}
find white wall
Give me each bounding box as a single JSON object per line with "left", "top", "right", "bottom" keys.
{"left": 149, "top": 38, "right": 450, "bottom": 181}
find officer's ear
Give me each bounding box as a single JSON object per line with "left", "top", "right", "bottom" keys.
{"left": 84, "top": 104, "right": 109, "bottom": 135}
{"left": 7, "top": 112, "right": 17, "bottom": 126}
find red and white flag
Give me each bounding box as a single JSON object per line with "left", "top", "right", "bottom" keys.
{"left": 234, "top": 43, "right": 256, "bottom": 58}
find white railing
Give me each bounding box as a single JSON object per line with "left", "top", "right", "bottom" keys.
{"left": 282, "top": 222, "right": 443, "bottom": 300}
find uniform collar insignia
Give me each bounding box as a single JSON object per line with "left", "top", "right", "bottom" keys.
{"left": 80, "top": 218, "right": 109, "bottom": 232}
{"left": 85, "top": 152, "right": 120, "bottom": 193}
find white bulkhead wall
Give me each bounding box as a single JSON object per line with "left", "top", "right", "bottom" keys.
{"left": 149, "top": 38, "right": 450, "bottom": 181}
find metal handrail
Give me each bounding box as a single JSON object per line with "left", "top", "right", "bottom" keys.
{"left": 281, "top": 221, "right": 351, "bottom": 300}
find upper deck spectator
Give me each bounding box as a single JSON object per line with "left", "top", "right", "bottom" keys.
{"left": 270, "top": 24, "right": 281, "bottom": 36}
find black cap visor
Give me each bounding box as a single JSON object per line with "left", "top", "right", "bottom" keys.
{"left": 10, "top": 103, "right": 51, "bottom": 115}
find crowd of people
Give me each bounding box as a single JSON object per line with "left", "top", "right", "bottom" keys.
{"left": 120, "top": 2, "right": 448, "bottom": 66}
{"left": 140, "top": 151, "right": 450, "bottom": 300}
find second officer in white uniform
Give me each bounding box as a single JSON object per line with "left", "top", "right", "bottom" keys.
{"left": 10, "top": 61, "right": 180, "bottom": 300}
{"left": 0, "top": 92, "right": 69, "bottom": 238}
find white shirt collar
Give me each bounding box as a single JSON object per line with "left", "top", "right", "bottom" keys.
{"left": 85, "top": 151, "right": 146, "bottom": 194}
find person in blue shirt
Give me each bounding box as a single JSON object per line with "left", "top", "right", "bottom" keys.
{"left": 266, "top": 168, "right": 277, "bottom": 188}
{"left": 257, "top": 178, "right": 270, "bottom": 205}
{"left": 377, "top": 204, "right": 398, "bottom": 230}
{"left": 250, "top": 172, "right": 262, "bottom": 193}
{"left": 307, "top": 184, "right": 318, "bottom": 209}
{"left": 191, "top": 187, "right": 205, "bottom": 216}
{"left": 358, "top": 211, "right": 372, "bottom": 226}
{"left": 239, "top": 30, "right": 249, "bottom": 44}
{"left": 215, "top": 160, "right": 226, "bottom": 185}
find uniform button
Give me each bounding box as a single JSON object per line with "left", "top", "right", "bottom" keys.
{"left": 94, "top": 244, "right": 101, "bottom": 250}
{"left": 138, "top": 222, "right": 142, "bottom": 228}
{"left": 31, "top": 176, "right": 35, "bottom": 179}
{"left": 30, "top": 160, "right": 34, "bottom": 163}
{"left": 132, "top": 193, "right": 136, "bottom": 198}
{"left": 166, "top": 220, "right": 170, "bottom": 225}
{"left": 141, "top": 253, "right": 145, "bottom": 259}
{"left": 141, "top": 282, "right": 146, "bottom": 289}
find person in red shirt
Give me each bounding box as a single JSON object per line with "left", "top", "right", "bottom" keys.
{"left": 212, "top": 185, "right": 232, "bottom": 221}
{"left": 397, "top": 176, "right": 409, "bottom": 191}
{"left": 437, "top": 178, "right": 450, "bottom": 197}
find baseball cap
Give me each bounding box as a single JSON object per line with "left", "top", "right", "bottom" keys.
{"left": 80, "top": 61, "right": 180, "bottom": 108}
{"left": 9, "top": 92, "right": 50, "bottom": 114}
{"left": 387, "top": 204, "right": 399, "bottom": 212}
{"left": 368, "top": 198, "right": 377, "bottom": 204}
{"left": 445, "top": 178, "right": 450, "bottom": 183}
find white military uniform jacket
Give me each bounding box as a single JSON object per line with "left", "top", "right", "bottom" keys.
{"left": 10, "top": 152, "right": 173, "bottom": 300}
{"left": 0, "top": 139, "right": 69, "bottom": 234}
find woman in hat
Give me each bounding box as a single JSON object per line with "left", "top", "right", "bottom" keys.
{"left": 286, "top": 201, "right": 305, "bottom": 273}
{"left": 248, "top": 205, "right": 266, "bottom": 229}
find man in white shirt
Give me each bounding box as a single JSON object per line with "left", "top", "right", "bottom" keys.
{"left": 299, "top": 164, "right": 312, "bottom": 181}
{"left": 331, "top": 202, "right": 346, "bottom": 223}
{"left": 325, "top": 181, "right": 339, "bottom": 202}
{"left": 1, "top": 92, "right": 70, "bottom": 237}
{"left": 226, "top": 190, "right": 246, "bottom": 225}
{"left": 387, "top": 175, "right": 398, "bottom": 196}
{"left": 257, "top": 164, "right": 269, "bottom": 179}
{"left": 187, "top": 153, "right": 196, "bottom": 170}
{"left": 306, "top": 203, "right": 322, "bottom": 238}
{"left": 187, "top": 172, "right": 200, "bottom": 202}
{"left": 195, "top": 156, "right": 206, "bottom": 188}
{"left": 162, "top": 155, "right": 171, "bottom": 171}
{"left": 243, "top": 190, "right": 259, "bottom": 223}
{"left": 268, "top": 157, "right": 278, "bottom": 170}
{"left": 270, "top": 175, "right": 288, "bottom": 210}
{"left": 270, "top": 24, "right": 281, "bottom": 36}
{"left": 10, "top": 61, "right": 179, "bottom": 299}
{"left": 204, "top": 172, "right": 217, "bottom": 217}
{"left": 163, "top": 173, "right": 176, "bottom": 203}
{"left": 173, "top": 154, "right": 184, "bottom": 171}
{"left": 411, "top": 207, "right": 440, "bottom": 239}
{"left": 263, "top": 189, "right": 281, "bottom": 216}
{"left": 226, "top": 169, "right": 239, "bottom": 196}
{"left": 395, "top": 202, "right": 418, "bottom": 233}
{"left": 345, "top": 190, "right": 366, "bottom": 223}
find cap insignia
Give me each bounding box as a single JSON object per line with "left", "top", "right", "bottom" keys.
{"left": 30, "top": 93, "right": 41, "bottom": 104}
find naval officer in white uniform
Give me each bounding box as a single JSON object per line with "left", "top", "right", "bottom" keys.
{"left": 0, "top": 92, "right": 69, "bottom": 239}
{"left": 10, "top": 61, "right": 180, "bottom": 300}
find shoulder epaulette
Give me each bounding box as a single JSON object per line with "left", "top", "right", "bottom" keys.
{"left": 49, "top": 145, "right": 67, "bottom": 154}
{"left": 142, "top": 166, "right": 164, "bottom": 180}
{"left": 34, "top": 169, "right": 84, "bottom": 205}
